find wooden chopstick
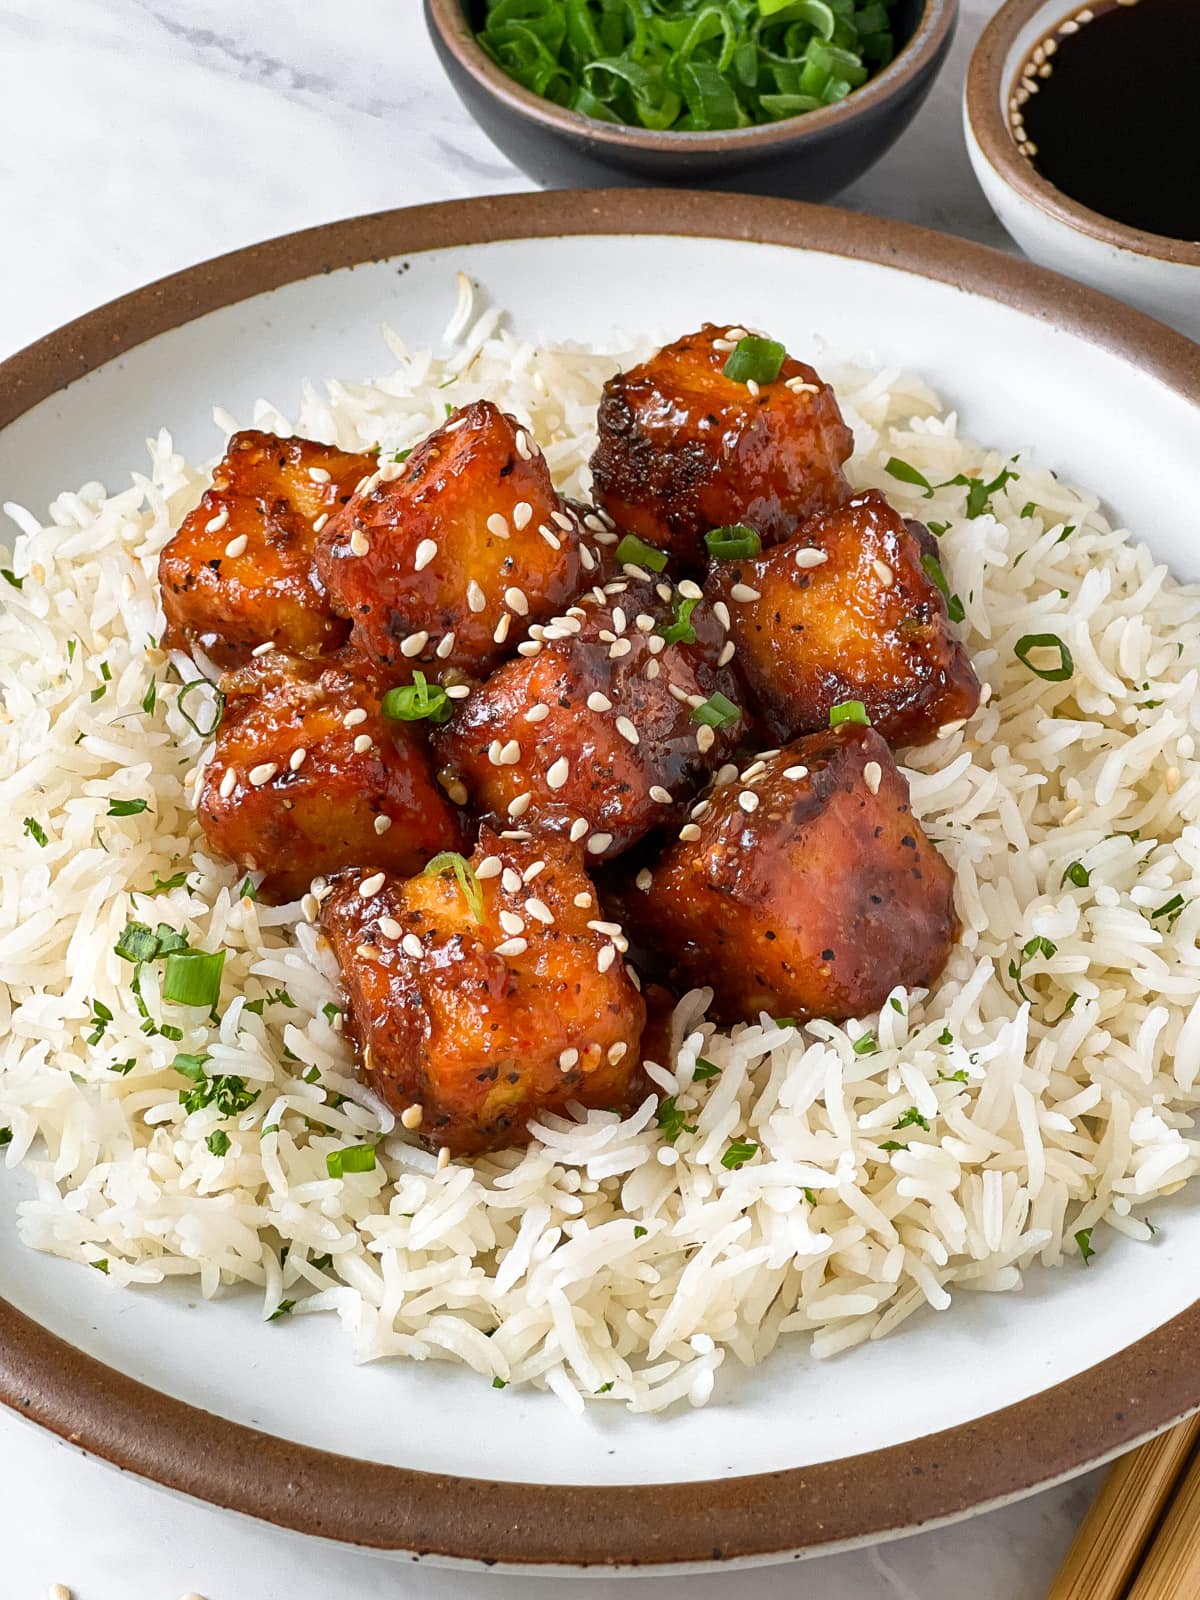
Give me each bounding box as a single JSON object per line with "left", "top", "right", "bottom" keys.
{"left": 1047, "top": 1415, "right": 1200, "bottom": 1600}
{"left": 1125, "top": 1438, "right": 1200, "bottom": 1600}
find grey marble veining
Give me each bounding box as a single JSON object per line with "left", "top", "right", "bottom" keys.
{"left": 0, "top": 2, "right": 1103, "bottom": 1595}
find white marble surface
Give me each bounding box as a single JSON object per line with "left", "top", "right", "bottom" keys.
{"left": 0, "top": 1, "right": 1105, "bottom": 1595}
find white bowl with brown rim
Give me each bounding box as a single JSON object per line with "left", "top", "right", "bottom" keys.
{"left": 963, "top": 0, "right": 1200, "bottom": 339}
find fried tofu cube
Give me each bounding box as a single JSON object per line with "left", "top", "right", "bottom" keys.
{"left": 197, "top": 650, "right": 463, "bottom": 903}
{"left": 706, "top": 491, "right": 981, "bottom": 747}
{"left": 590, "top": 323, "right": 853, "bottom": 565}
{"left": 314, "top": 402, "right": 600, "bottom": 682}
{"left": 628, "top": 727, "right": 958, "bottom": 1023}
{"left": 160, "top": 430, "right": 372, "bottom": 667}
{"left": 433, "top": 571, "right": 748, "bottom": 861}
{"left": 319, "top": 831, "right": 646, "bottom": 1154}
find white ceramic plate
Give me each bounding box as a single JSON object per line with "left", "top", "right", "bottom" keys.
{"left": 1, "top": 190, "right": 1198, "bottom": 1571}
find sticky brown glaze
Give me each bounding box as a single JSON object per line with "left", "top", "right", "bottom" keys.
{"left": 432, "top": 571, "right": 748, "bottom": 862}
{"left": 314, "top": 401, "right": 600, "bottom": 683}
{"left": 197, "top": 650, "right": 463, "bottom": 903}
{"left": 159, "top": 430, "right": 371, "bottom": 667}
{"left": 590, "top": 323, "right": 853, "bottom": 565}
{"left": 706, "top": 490, "right": 981, "bottom": 747}
{"left": 628, "top": 726, "right": 958, "bottom": 1023}
{"left": 319, "top": 831, "right": 646, "bottom": 1154}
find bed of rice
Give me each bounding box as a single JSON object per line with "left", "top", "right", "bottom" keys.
{"left": 2, "top": 291, "right": 1199, "bottom": 1414}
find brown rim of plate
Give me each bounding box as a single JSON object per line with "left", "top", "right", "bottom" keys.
{"left": 966, "top": 0, "right": 1200, "bottom": 268}
{"left": 426, "top": 0, "right": 955, "bottom": 153}
{"left": 1, "top": 189, "right": 1200, "bottom": 1568}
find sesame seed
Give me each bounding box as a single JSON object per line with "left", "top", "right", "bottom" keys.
{"left": 597, "top": 945, "right": 616, "bottom": 973}
{"left": 289, "top": 747, "right": 307, "bottom": 772}
{"left": 402, "top": 933, "right": 423, "bottom": 958}
{"left": 746, "top": 378, "right": 761, "bottom": 397}
{"left": 218, "top": 767, "right": 237, "bottom": 799}
{"left": 48, "top": 1587, "right": 73, "bottom": 1600}
{"left": 717, "top": 641, "right": 736, "bottom": 667}
{"left": 655, "top": 582, "right": 673, "bottom": 603}
{"left": 863, "top": 761, "right": 882, "bottom": 796}
{"left": 495, "top": 937, "right": 528, "bottom": 957}
{"left": 414, "top": 538, "right": 438, "bottom": 571}
{"left": 499, "top": 911, "right": 525, "bottom": 936}
{"left": 645, "top": 658, "right": 661, "bottom": 680}
{"left": 436, "top": 631, "right": 456, "bottom": 660}
{"left": 579, "top": 544, "right": 597, "bottom": 571}
{"left": 437, "top": 1146, "right": 452, "bottom": 1171}
{"left": 794, "top": 548, "right": 828, "bottom": 569}
{"left": 301, "top": 893, "right": 319, "bottom": 921}
{"left": 487, "top": 513, "right": 510, "bottom": 539}
{"left": 691, "top": 798, "right": 712, "bottom": 817}
{"left": 377, "top": 456, "right": 406, "bottom": 481}
{"left": 308, "top": 466, "right": 331, "bottom": 483}
{"left": 785, "top": 377, "right": 820, "bottom": 395}
{"left": 493, "top": 614, "right": 512, "bottom": 644}
{"left": 378, "top": 916, "right": 403, "bottom": 940}
{"left": 500, "top": 739, "right": 521, "bottom": 764}
{"left": 616, "top": 716, "right": 639, "bottom": 746}
{"left": 741, "top": 761, "right": 766, "bottom": 781}
{"left": 344, "top": 708, "right": 368, "bottom": 728}
{"left": 628, "top": 968, "right": 642, "bottom": 991}
{"left": 559, "top": 1048, "right": 579, "bottom": 1069}
{"left": 569, "top": 818, "right": 589, "bottom": 842}
{"left": 525, "top": 898, "right": 554, "bottom": 923}
{"left": 539, "top": 525, "right": 562, "bottom": 550}
{"left": 696, "top": 724, "right": 716, "bottom": 753}
{"left": 712, "top": 600, "right": 731, "bottom": 630}
{"left": 205, "top": 506, "right": 229, "bottom": 534}
{"left": 716, "top": 762, "right": 738, "bottom": 786}
{"left": 249, "top": 762, "right": 277, "bottom": 786}
{"left": 668, "top": 683, "right": 692, "bottom": 705}
{"left": 223, "top": 533, "right": 248, "bottom": 558}
{"left": 525, "top": 704, "right": 550, "bottom": 723}
{"left": 508, "top": 792, "right": 533, "bottom": 818}
{"left": 588, "top": 919, "right": 623, "bottom": 936}
{"left": 609, "top": 639, "right": 632, "bottom": 659}
{"left": 725, "top": 326, "right": 749, "bottom": 341}
{"left": 476, "top": 855, "right": 502, "bottom": 878}
{"left": 547, "top": 756, "right": 570, "bottom": 789}
{"left": 515, "top": 430, "right": 532, "bottom": 460}
{"left": 400, "top": 1104, "right": 423, "bottom": 1130}
{"left": 355, "top": 943, "right": 379, "bottom": 960}
{"left": 573, "top": 891, "right": 593, "bottom": 908}
{"left": 349, "top": 529, "right": 370, "bottom": 557}
{"left": 730, "top": 583, "right": 761, "bottom": 603}
{"left": 374, "top": 814, "right": 392, "bottom": 834}
{"left": 551, "top": 509, "right": 573, "bottom": 531}
{"left": 872, "top": 559, "right": 895, "bottom": 588}
{"left": 467, "top": 579, "right": 487, "bottom": 614}
{"left": 712, "top": 337, "right": 735, "bottom": 352}
{"left": 353, "top": 733, "right": 372, "bottom": 754}
{"left": 587, "top": 832, "right": 614, "bottom": 855}
{"left": 784, "top": 764, "right": 809, "bottom": 781}
{"left": 635, "top": 613, "right": 655, "bottom": 632}
{"left": 679, "top": 823, "right": 702, "bottom": 841}
{"left": 512, "top": 501, "right": 533, "bottom": 531}
{"left": 400, "top": 631, "right": 429, "bottom": 657}
{"left": 938, "top": 718, "right": 967, "bottom": 736}
{"left": 504, "top": 586, "right": 529, "bottom": 616}
{"left": 251, "top": 641, "right": 276, "bottom": 657}
{"left": 635, "top": 869, "right": 653, "bottom": 893}
{"left": 738, "top": 791, "right": 759, "bottom": 814}
{"left": 608, "top": 1041, "right": 628, "bottom": 1064}
{"left": 649, "top": 785, "right": 672, "bottom": 804}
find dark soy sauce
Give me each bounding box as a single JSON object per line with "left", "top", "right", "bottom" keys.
{"left": 1015, "top": 0, "right": 1200, "bottom": 242}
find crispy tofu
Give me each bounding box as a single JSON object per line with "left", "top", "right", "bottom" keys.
{"left": 160, "top": 430, "right": 371, "bottom": 667}
{"left": 197, "top": 650, "right": 463, "bottom": 903}
{"left": 314, "top": 401, "right": 600, "bottom": 683}
{"left": 319, "top": 831, "right": 646, "bottom": 1153}
{"left": 590, "top": 323, "right": 853, "bottom": 565}
{"left": 628, "top": 726, "right": 958, "bottom": 1023}
{"left": 706, "top": 490, "right": 981, "bottom": 747}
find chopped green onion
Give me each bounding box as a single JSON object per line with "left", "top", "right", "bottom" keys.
{"left": 692, "top": 1059, "right": 721, "bottom": 1080}
{"left": 268, "top": 1299, "right": 296, "bottom": 1322}
{"left": 829, "top": 699, "right": 870, "bottom": 728}
{"left": 878, "top": 1140, "right": 907, "bottom": 1153}
{"left": 595, "top": 1381, "right": 615, "bottom": 1394}
{"left": 1062, "top": 862, "right": 1090, "bottom": 889}
{"left": 894, "top": 1106, "right": 930, "bottom": 1132}
{"left": 704, "top": 524, "right": 762, "bottom": 561}
{"left": 723, "top": 337, "right": 785, "bottom": 386}
{"left": 107, "top": 798, "right": 149, "bottom": 818}
{"left": 614, "top": 534, "right": 668, "bottom": 572}
{"left": 1020, "top": 501, "right": 1038, "bottom": 518}
{"left": 1014, "top": 633, "right": 1073, "bottom": 682}
{"left": 885, "top": 457, "right": 935, "bottom": 497}
{"left": 326, "top": 1143, "right": 377, "bottom": 1179}
{"left": 162, "top": 948, "right": 225, "bottom": 1008}
{"left": 177, "top": 678, "right": 225, "bottom": 738}
{"left": 492, "top": 1376, "right": 507, "bottom": 1389}
{"left": 803, "top": 1186, "right": 818, "bottom": 1204}
{"left": 0, "top": 1128, "right": 12, "bottom": 1147}
{"left": 424, "top": 851, "right": 484, "bottom": 922}
{"left": 1007, "top": 934, "right": 1058, "bottom": 1002}
{"left": 238, "top": 877, "right": 259, "bottom": 902}
{"left": 142, "top": 679, "right": 157, "bottom": 715}
{"left": 85, "top": 999, "right": 113, "bottom": 1046}
{"left": 721, "top": 1138, "right": 759, "bottom": 1169}
{"left": 690, "top": 691, "right": 739, "bottom": 729}
{"left": 311, "top": 1252, "right": 334, "bottom": 1271}
{"left": 1075, "top": 1227, "right": 1095, "bottom": 1264}
{"left": 172, "top": 1052, "right": 211, "bottom": 1081}
{"left": 322, "top": 1002, "right": 341, "bottom": 1025}
{"left": 303, "top": 1066, "right": 321, "bottom": 1085}
{"left": 657, "top": 592, "right": 699, "bottom": 646}
{"left": 114, "top": 921, "right": 163, "bottom": 964}
{"left": 206, "top": 1130, "right": 231, "bottom": 1157}
{"left": 1151, "top": 894, "right": 1187, "bottom": 928}
{"left": 22, "top": 817, "right": 48, "bottom": 847}
{"left": 852, "top": 1032, "right": 878, "bottom": 1056}
{"left": 381, "top": 670, "right": 453, "bottom": 725}
{"left": 1, "top": 568, "right": 23, "bottom": 590}
{"left": 655, "top": 1096, "right": 697, "bottom": 1145}
{"left": 889, "top": 997, "right": 905, "bottom": 1014}
{"left": 150, "top": 869, "right": 189, "bottom": 893}
{"left": 111, "top": 1059, "right": 136, "bottom": 1076}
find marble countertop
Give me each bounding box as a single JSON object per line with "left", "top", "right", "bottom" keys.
{"left": 0, "top": 2, "right": 1105, "bottom": 1596}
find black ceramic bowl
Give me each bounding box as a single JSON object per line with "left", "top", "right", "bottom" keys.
{"left": 425, "top": 0, "right": 957, "bottom": 200}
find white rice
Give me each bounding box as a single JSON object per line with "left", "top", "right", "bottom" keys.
{"left": 2, "top": 290, "right": 1198, "bottom": 1411}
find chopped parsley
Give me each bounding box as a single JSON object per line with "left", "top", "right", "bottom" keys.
{"left": 885, "top": 457, "right": 935, "bottom": 496}
{"left": 937, "top": 1027, "right": 954, "bottom": 1045}
{"left": 110, "top": 1059, "right": 136, "bottom": 1076}
{"left": 633, "top": 1225, "right": 648, "bottom": 1239}
{"left": 1008, "top": 934, "right": 1058, "bottom": 1002}
{"left": 1151, "top": 894, "right": 1187, "bottom": 929}
{"left": 238, "top": 876, "right": 259, "bottom": 902}
{"left": 141, "top": 679, "right": 157, "bottom": 715}
{"left": 889, "top": 997, "right": 905, "bottom": 1014}
{"left": 174, "top": 1056, "right": 259, "bottom": 1118}
{"left": 107, "top": 798, "right": 149, "bottom": 818}
{"left": 1020, "top": 501, "right": 1038, "bottom": 518}
{"left": 1, "top": 568, "right": 23, "bottom": 590}
{"left": 655, "top": 1095, "right": 697, "bottom": 1144}
{"left": 492, "top": 1376, "right": 507, "bottom": 1389}
{"left": 177, "top": 678, "right": 225, "bottom": 738}
{"left": 1075, "top": 1227, "right": 1095, "bottom": 1264}
{"left": 90, "top": 1259, "right": 109, "bottom": 1275}
{"left": 803, "top": 1187, "right": 818, "bottom": 1205}
{"left": 205, "top": 1130, "right": 231, "bottom": 1157}
{"left": 879, "top": 1140, "right": 907, "bottom": 1153}
{"left": 268, "top": 1299, "right": 296, "bottom": 1322}
{"left": 938, "top": 1068, "right": 969, "bottom": 1085}
{"left": 894, "top": 1106, "right": 930, "bottom": 1132}
{"left": 919, "top": 551, "right": 966, "bottom": 623}
{"left": 721, "top": 1139, "right": 759, "bottom": 1170}
{"left": 596, "top": 1381, "right": 615, "bottom": 1394}
{"left": 150, "top": 869, "right": 189, "bottom": 894}
{"left": 22, "top": 817, "right": 48, "bottom": 847}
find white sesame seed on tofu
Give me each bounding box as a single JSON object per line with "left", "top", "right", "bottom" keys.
{"left": 525, "top": 898, "right": 554, "bottom": 923}
{"left": 476, "top": 855, "right": 502, "bottom": 879}
{"left": 500, "top": 739, "right": 521, "bottom": 764}
{"left": 587, "top": 691, "right": 613, "bottom": 713}
{"left": 512, "top": 501, "right": 533, "bottom": 531}
{"left": 645, "top": 659, "right": 661, "bottom": 680}
{"left": 559, "top": 1047, "right": 579, "bottom": 1069}
{"left": 608, "top": 639, "right": 632, "bottom": 659}
{"left": 313, "top": 513, "right": 329, "bottom": 533}
{"left": 495, "top": 937, "right": 528, "bottom": 957}
{"left": 539, "top": 525, "right": 562, "bottom": 550}
{"left": 467, "top": 579, "right": 487, "bottom": 613}
{"left": 794, "top": 547, "right": 828, "bottom": 569}
{"left": 608, "top": 1041, "right": 628, "bottom": 1063}
{"left": 223, "top": 532, "right": 248, "bottom": 559}
{"left": 649, "top": 785, "right": 672, "bottom": 804}
{"left": 579, "top": 544, "right": 596, "bottom": 571}
{"left": 573, "top": 890, "right": 593, "bottom": 908}
{"left": 569, "top": 817, "right": 589, "bottom": 842}
{"left": 251, "top": 640, "right": 276, "bottom": 657}
{"left": 400, "top": 1104, "right": 423, "bottom": 1130}
{"left": 717, "top": 641, "right": 736, "bottom": 667}
{"left": 647, "top": 634, "right": 666, "bottom": 655}
{"left": 524, "top": 703, "right": 550, "bottom": 723}
{"left": 730, "top": 582, "right": 761, "bottom": 603}
{"left": 508, "top": 792, "right": 533, "bottom": 818}
{"left": 289, "top": 747, "right": 307, "bottom": 772}
{"left": 218, "top": 767, "right": 237, "bottom": 799}
{"left": 551, "top": 509, "right": 574, "bottom": 532}
{"left": 616, "top": 717, "right": 639, "bottom": 746}
{"left": 378, "top": 916, "right": 403, "bottom": 940}
{"left": 486, "top": 513, "right": 510, "bottom": 539}
{"left": 695, "top": 724, "right": 716, "bottom": 753}
{"left": 515, "top": 430, "right": 533, "bottom": 461}
{"left": 597, "top": 945, "right": 617, "bottom": 973}
{"left": 738, "top": 791, "right": 760, "bottom": 813}
{"left": 308, "top": 466, "right": 331, "bottom": 483}
{"left": 587, "top": 832, "right": 613, "bottom": 855}
{"left": 677, "top": 579, "right": 703, "bottom": 601}
{"left": 401, "top": 932, "right": 423, "bottom": 958}
{"left": 349, "top": 529, "right": 370, "bottom": 558}
{"left": 358, "top": 872, "right": 386, "bottom": 898}
{"left": 784, "top": 764, "right": 809, "bottom": 781}
{"left": 446, "top": 683, "right": 471, "bottom": 700}
{"left": 248, "top": 762, "right": 277, "bottom": 786}
{"left": 414, "top": 538, "right": 438, "bottom": 572}
{"left": 493, "top": 613, "right": 512, "bottom": 645}
{"left": 374, "top": 814, "right": 393, "bottom": 834}
{"left": 863, "top": 761, "right": 883, "bottom": 796}
{"left": 343, "top": 707, "right": 368, "bottom": 728}
{"left": 353, "top": 734, "right": 372, "bottom": 754}
{"left": 400, "top": 631, "right": 429, "bottom": 657}
{"left": 204, "top": 506, "right": 229, "bottom": 534}
{"left": 436, "top": 631, "right": 456, "bottom": 659}
{"left": 504, "top": 586, "right": 529, "bottom": 616}
{"left": 679, "top": 823, "right": 702, "bottom": 842}
{"left": 546, "top": 756, "right": 570, "bottom": 790}
{"left": 499, "top": 910, "right": 525, "bottom": 936}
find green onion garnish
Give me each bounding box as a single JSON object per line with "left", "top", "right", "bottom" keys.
{"left": 162, "top": 949, "right": 225, "bottom": 1008}
{"left": 206, "top": 1130, "right": 231, "bottom": 1157}
{"left": 22, "top": 817, "right": 48, "bottom": 847}
{"left": 1014, "top": 633, "right": 1074, "bottom": 682}
{"left": 614, "top": 534, "right": 668, "bottom": 573}
{"left": 150, "top": 870, "right": 189, "bottom": 893}
{"left": 655, "top": 1096, "right": 697, "bottom": 1145}
{"left": 1075, "top": 1227, "right": 1095, "bottom": 1264}
{"left": 321, "top": 1002, "right": 341, "bottom": 1025}
{"left": 142, "top": 679, "right": 157, "bottom": 715}
{"left": 177, "top": 678, "right": 225, "bottom": 738}
{"left": 115, "top": 922, "right": 164, "bottom": 964}
{"left": 692, "top": 1059, "right": 721, "bottom": 1081}
{"left": 852, "top": 1033, "right": 878, "bottom": 1056}
{"left": 424, "top": 851, "right": 484, "bottom": 922}
{"left": 1007, "top": 934, "right": 1058, "bottom": 1002}
{"left": 657, "top": 592, "right": 699, "bottom": 646}
{"left": 381, "top": 670, "right": 453, "bottom": 725}
{"left": 691, "top": 692, "right": 739, "bottom": 729}
{"left": 721, "top": 1139, "right": 759, "bottom": 1170}
{"left": 894, "top": 1106, "right": 930, "bottom": 1132}
{"left": 268, "top": 1299, "right": 296, "bottom": 1321}
{"left": 704, "top": 524, "right": 762, "bottom": 561}
{"left": 1, "top": 568, "right": 23, "bottom": 590}
{"left": 829, "top": 699, "right": 870, "bottom": 728}
{"left": 1062, "top": 862, "right": 1090, "bottom": 889}
{"left": 85, "top": 999, "right": 113, "bottom": 1046}
{"left": 326, "top": 1144, "right": 377, "bottom": 1179}
{"left": 107, "top": 798, "right": 149, "bottom": 818}
{"left": 723, "top": 337, "right": 785, "bottom": 386}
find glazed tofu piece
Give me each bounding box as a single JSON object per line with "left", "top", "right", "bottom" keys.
{"left": 432, "top": 572, "right": 748, "bottom": 862}
{"left": 590, "top": 323, "right": 853, "bottom": 565}
{"left": 319, "top": 831, "right": 646, "bottom": 1154}
{"left": 197, "top": 650, "right": 463, "bottom": 903}
{"left": 629, "top": 726, "right": 958, "bottom": 1024}
{"left": 314, "top": 401, "right": 600, "bottom": 683}
{"left": 160, "top": 430, "right": 373, "bottom": 667}
{"left": 706, "top": 491, "right": 981, "bottom": 747}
